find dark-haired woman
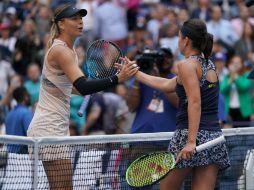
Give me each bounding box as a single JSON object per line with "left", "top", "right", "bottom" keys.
{"left": 122, "top": 19, "right": 230, "bottom": 190}
{"left": 27, "top": 4, "right": 138, "bottom": 190}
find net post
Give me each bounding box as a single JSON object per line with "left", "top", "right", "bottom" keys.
{"left": 245, "top": 149, "right": 254, "bottom": 190}
{"left": 32, "top": 139, "right": 39, "bottom": 190}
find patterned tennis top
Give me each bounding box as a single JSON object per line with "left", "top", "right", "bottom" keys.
{"left": 176, "top": 55, "right": 221, "bottom": 131}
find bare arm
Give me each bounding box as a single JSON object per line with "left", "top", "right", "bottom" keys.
{"left": 179, "top": 61, "right": 201, "bottom": 144}
{"left": 48, "top": 46, "right": 84, "bottom": 83}
{"left": 176, "top": 60, "right": 201, "bottom": 162}
{"left": 135, "top": 71, "right": 177, "bottom": 93}
{"left": 48, "top": 47, "right": 138, "bottom": 95}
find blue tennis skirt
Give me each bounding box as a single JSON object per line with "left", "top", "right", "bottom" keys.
{"left": 168, "top": 129, "right": 230, "bottom": 170}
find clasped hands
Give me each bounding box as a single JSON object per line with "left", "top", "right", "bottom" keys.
{"left": 115, "top": 57, "right": 139, "bottom": 82}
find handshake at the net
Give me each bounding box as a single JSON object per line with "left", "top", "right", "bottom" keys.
{"left": 115, "top": 57, "right": 139, "bottom": 83}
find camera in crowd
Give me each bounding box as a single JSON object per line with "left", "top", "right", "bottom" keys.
{"left": 135, "top": 47, "right": 173, "bottom": 74}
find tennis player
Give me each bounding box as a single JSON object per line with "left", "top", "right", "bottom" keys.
{"left": 122, "top": 19, "right": 230, "bottom": 190}
{"left": 27, "top": 4, "right": 138, "bottom": 190}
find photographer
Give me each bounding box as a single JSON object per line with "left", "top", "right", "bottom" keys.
{"left": 127, "top": 47, "right": 178, "bottom": 120}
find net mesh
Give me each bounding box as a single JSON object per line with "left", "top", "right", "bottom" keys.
{"left": 0, "top": 128, "right": 254, "bottom": 190}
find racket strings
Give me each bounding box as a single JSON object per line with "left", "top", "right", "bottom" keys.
{"left": 86, "top": 40, "right": 122, "bottom": 79}
{"left": 127, "top": 152, "right": 175, "bottom": 187}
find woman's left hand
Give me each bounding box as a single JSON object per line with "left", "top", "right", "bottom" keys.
{"left": 176, "top": 142, "right": 196, "bottom": 163}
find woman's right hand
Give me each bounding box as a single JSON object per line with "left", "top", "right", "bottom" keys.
{"left": 176, "top": 142, "right": 196, "bottom": 163}
{"left": 116, "top": 57, "right": 139, "bottom": 82}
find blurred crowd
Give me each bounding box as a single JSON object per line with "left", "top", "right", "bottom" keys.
{"left": 0, "top": 0, "right": 254, "bottom": 137}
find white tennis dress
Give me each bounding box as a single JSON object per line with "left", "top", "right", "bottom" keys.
{"left": 27, "top": 39, "right": 77, "bottom": 160}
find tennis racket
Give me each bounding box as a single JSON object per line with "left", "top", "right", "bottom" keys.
{"left": 77, "top": 39, "right": 123, "bottom": 117}
{"left": 125, "top": 135, "right": 226, "bottom": 187}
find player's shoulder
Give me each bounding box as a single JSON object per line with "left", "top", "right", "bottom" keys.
{"left": 50, "top": 44, "right": 73, "bottom": 56}
{"left": 48, "top": 44, "right": 76, "bottom": 62}
{"left": 177, "top": 59, "right": 195, "bottom": 69}
{"left": 177, "top": 58, "right": 197, "bottom": 69}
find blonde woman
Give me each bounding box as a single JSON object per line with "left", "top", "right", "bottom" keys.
{"left": 27, "top": 4, "right": 138, "bottom": 189}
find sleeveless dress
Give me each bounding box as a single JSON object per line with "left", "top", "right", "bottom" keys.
{"left": 168, "top": 55, "right": 230, "bottom": 170}
{"left": 27, "top": 39, "right": 78, "bottom": 160}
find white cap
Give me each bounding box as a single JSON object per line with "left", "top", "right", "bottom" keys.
{"left": 6, "top": 7, "right": 16, "bottom": 15}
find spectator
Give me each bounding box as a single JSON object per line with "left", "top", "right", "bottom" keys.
{"left": 126, "top": 23, "right": 153, "bottom": 60}
{"left": 231, "top": 4, "right": 254, "bottom": 39}
{"left": 24, "top": 63, "right": 41, "bottom": 106}
{"left": 218, "top": 92, "right": 227, "bottom": 128}
{"left": 13, "top": 18, "right": 42, "bottom": 76}
{"left": 167, "top": 0, "right": 188, "bottom": 12}
{"left": 0, "top": 22, "right": 17, "bottom": 53}
{"left": 220, "top": 55, "right": 254, "bottom": 127}
{"left": 213, "top": 52, "right": 228, "bottom": 82}
{"left": 5, "top": 86, "right": 33, "bottom": 154}
{"left": 207, "top": 5, "right": 239, "bottom": 48}
{"left": 213, "top": 52, "right": 229, "bottom": 128}
{"left": 228, "top": 0, "right": 243, "bottom": 18}
{"left": 19, "top": 0, "right": 37, "bottom": 21}
{"left": 34, "top": 4, "right": 52, "bottom": 42}
{"left": 114, "top": 83, "right": 135, "bottom": 134}
{"left": 0, "top": 57, "right": 15, "bottom": 127}
{"left": 83, "top": 93, "right": 106, "bottom": 135}
{"left": 0, "top": 74, "right": 24, "bottom": 110}
{"left": 146, "top": 3, "right": 168, "bottom": 45}
{"left": 102, "top": 91, "right": 129, "bottom": 134}
{"left": 234, "top": 21, "right": 254, "bottom": 68}
{"left": 158, "top": 23, "right": 179, "bottom": 58}
{"left": 4, "top": 6, "right": 22, "bottom": 37}
{"left": 177, "top": 8, "right": 190, "bottom": 26}
{"left": 0, "top": 54, "right": 15, "bottom": 100}
{"left": 126, "top": 0, "right": 140, "bottom": 31}
{"left": 190, "top": 0, "right": 212, "bottom": 22}
{"left": 93, "top": 0, "right": 128, "bottom": 53}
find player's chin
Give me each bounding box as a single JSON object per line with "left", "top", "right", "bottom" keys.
{"left": 75, "top": 32, "right": 82, "bottom": 37}
{"left": 76, "top": 30, "right": 83, "bottom": 36}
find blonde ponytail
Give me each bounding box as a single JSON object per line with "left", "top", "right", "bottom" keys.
{"left": 47, "top": 22, "right": 59, "bottom": 49}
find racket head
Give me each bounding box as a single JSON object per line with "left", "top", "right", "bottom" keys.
{"left": 84, "top": 39, "right": 123, "bottom": 79}
{"left": 125, "top": 151, "right": 176, "bottom": 188}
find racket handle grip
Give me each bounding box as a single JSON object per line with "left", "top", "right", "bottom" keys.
{"left": 195, "top": 136, "right": 226, "bottom": 153}
{"left": 77, "top": 95, "right": 91, "bottom": 117}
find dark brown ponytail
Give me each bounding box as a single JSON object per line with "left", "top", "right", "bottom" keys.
{"left": 202, "top": 33, "right": 213, "bottom": 61}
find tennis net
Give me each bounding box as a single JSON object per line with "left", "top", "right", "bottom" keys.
{"left": 0, "top": 127, "right": 254, "bottom": 190}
